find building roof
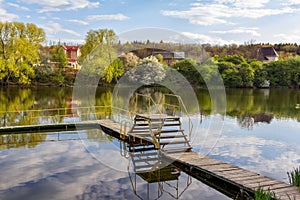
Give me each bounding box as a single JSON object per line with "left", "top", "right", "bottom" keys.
{"left": 257, "top": 46, "right": 279, "bottom": 61}
{"left": 259, "top": 47, "right": 279, "bottom": 57}
{"left": 62, "top": 46, "right": 80, "bottom": 51}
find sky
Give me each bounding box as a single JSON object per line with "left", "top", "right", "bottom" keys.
{"left": 1, "top": 0, "right": 300, "bottom": 45}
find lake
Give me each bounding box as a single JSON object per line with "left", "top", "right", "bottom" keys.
{"left": 0, "top": 86, "right": 300, "bottom": 199}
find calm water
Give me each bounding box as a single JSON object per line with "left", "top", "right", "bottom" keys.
{"left": 0, "top": 86, "right": 300, "bottom": 199}
{"left": 0, "top": 130, "right": 229, "bottom": 200}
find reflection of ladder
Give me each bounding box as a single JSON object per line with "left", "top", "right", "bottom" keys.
{"left": 127, "top": 143, "right": 192, "bottom": 200}
{"left": 128, "top": 114, "right": 192, "bottom": 153}
{"left": 128, "top": 143, "right": 159, "bottom": 173}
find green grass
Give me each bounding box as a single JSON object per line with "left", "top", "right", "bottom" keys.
{"left": 254, "top": 187, "right": 276, "bottom": 200}
{"left": 287, "top": 167, "right": 300, "bottom": 192}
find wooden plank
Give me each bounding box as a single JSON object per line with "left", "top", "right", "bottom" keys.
{"left": 244, "top": 179, "right": 281, "bottom": 189}
{"left": 256, "top": 183, "right": 292, "bottom": 191}
{"left": 273, "top": 185, "right": 299, "bottom": 193}
{"left": 233, "top": 176, "right": 275, "bottom": 185}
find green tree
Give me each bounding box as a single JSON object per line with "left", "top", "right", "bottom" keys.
{"left": 50, "top": 45, "right": 68, "bottom": 70}
{"left": 102, "top": 59, "right": 124, "bottom": 83}
{"left": 79, "top": 29, "right": 116, "bottom": 64}
{"left": 79, "top": 29, "right": 118, "bottom": 76}
{"left": 250, "top": 60, "right": 268, "bottom": 87}
{"left": 0, "top": 21, "right": 45, "bottom": 85}
{"left": 173, "top": 59, "right": 201, "bottom": 85}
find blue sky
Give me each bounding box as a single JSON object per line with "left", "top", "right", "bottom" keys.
{"left": 1, "top": 0, "right": 300, "bottom": 45}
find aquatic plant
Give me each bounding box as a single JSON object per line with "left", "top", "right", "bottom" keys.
{"left": 254, "top": 187, "right": 276, "bottom": 200}
{"left": 287, "top": 167, "right": 300, "bottom": 192}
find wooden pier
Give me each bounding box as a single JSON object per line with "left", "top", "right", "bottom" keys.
{"left": 100, "top": 117, "right": 300, "bottom": 200}
{"left": 1, "top": 118, "right": 300, "bottom": 199}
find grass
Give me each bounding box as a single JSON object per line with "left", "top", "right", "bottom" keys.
{"left": 254, "top": 187, "right": 276, "bottom": 200}
{"left": 287, "top": 167, "right": 300, "bottom": 192}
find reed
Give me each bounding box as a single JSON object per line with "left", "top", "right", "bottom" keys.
{"left": 254, "top": 187, "right": 276, "bottom": 200}
{"left": 287, "top": 167, "right": 300, "bottom": 192}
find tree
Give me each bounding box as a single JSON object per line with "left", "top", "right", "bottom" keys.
{"left": 102, "top": 59, "right": 124, "bottom": 83}
{"left": 119, "top": 52, "right": 140, "bottom": 71}
{"left": 125, "top": 56, "right": 166, "bottom": 85}
{"left": 173, "top": 59, "right": 201, "bottom": 85}
{"left": 79, "top": 29, "right": 118, "bottom": 76}
{"left": 0, "top": 21, "right": 45, "bottom": 85}
{"left": 79, "top": 29, "right": 117, "bottom": 64}
{"left": 50, "top": 45, "right": 68, "bottom": 70}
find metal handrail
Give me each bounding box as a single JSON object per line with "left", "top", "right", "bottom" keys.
{"left": 134, "top": 93, "right": 164, "bottom": 148}
{"left": 0, "top": 105, "right": 112, "bottom": 126}
{"left": 162, "top": 94, "right": 194, "bottom": 139}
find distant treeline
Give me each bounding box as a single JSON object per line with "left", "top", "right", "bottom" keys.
{"left": 1, "top": 22, "right": 300, "bottom": 87}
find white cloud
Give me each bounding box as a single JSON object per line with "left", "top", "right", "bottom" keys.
{"left": 161, "top": 2, "right": 298, "bottom": 26}
{"left": 87, "top": 13, "right": 129, "bottom": 21}
{"left": 41, "top": 22, "right": 81, "bottom": 37}
{"left": 67, "top": 19, "right": 89, "bottom": 26}
{"left": 6, "top": 2, "right": 30, "bottom": 11}
{"left": 284, "top": 0, "right": 300, "bottom": 5}
{"left": 0, "top": 9, "right": 19, "bottom": 22}
{"left": 0, "top": 0, "right": 19, "bottom": 21}
{"left": 274, "top": 31, "right": 300, "bottom": 43}
{"left": 20, "top": 0, "right": 99, "bottom": 13}
{"left": 212, "top": 27, "right": 261, "bottom": 36}
{"left": 214, "top": 0, "right": 270, "bottom": 8}
{"left": 181, "top": 32, "right": 239, "bottom": 45}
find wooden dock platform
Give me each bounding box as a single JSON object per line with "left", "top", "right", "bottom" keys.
{"left": 0, "top": 121, "right": 100, "bottom": 134}
{"left": 163, "top": 151, "right": 300, "bottom": 200}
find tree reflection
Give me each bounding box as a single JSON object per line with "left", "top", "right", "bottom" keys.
{"left": 0, "top": 133, "right": 47, "bottom": 150}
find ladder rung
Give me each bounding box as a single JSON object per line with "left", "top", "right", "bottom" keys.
{"left": 132, "top": 157, "right": 158, "bottom": 162}
{"left": 162, "top": 123, "right": 181, "bottom": 126}
{"left": 128, "top": 147, "right": 157, "bottom": 152}
{"left": 129, "top": 130, "right": 151, "bottom": 133}
{"left": 158, "top": 135, "right": 186, "bottom": 139}
{"left": 135, "top": 164, "right": 155, "bottom": 170}
{"left": 161, "top": 146, "right": 192, "bottom": 152}
{"left": 156, "top": 129, "right": 184, "bottom": 133}
{"left": 134, "top": 152, "right": 159, "bottom": 157}
{"left": 134, "top": 123, "right": 162, "bottom": 127}
{"left": 160, "top": 140, "right": 189, "bottom": 145}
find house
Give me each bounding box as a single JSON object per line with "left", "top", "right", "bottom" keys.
{"left": 130, "top": 48, "right": 185, "bottom": 66}
{"left": 62, "top": 46, "right": 81, "bottom": 69}
{"left": 257, "top": 46, "right": 279, "bottom": 63}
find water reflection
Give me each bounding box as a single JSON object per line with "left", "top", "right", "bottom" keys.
{"left": 1, "top": 87, "right": 300, "bottom": 126}
{"left": 239, "top": 113, "right": 274, "bottom": 129}
{"left": 0, "top": 130, "right": 229, "bottom": 200}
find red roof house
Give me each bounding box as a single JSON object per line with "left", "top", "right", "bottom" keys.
{"left": 62, "top": 46, "right": 81, "bottom": 69}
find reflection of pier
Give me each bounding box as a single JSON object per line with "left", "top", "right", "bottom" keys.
{"left": 127, "top": 143, "right": 192, "bottom": 199}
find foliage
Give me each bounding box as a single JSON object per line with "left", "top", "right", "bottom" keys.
{"left": 79, "top": 29, "right": 117, "bottom": 64}
{"left": 173, "top": 59, "right": 202, "bottom": 85}
{"left": 125, "top": 56, "right": 166, "bottom": 85}
{"left": 254, "top": 187, "right": 277, "bottom": 200}
{"left": 0, "top": 21, "right": 45, "bottom": 85}
{"left": 119, "top": 52, "right": 140, "bottom": 70}
{"left": 33, "top": 65, "right": 54, "bottom": 83}
{"left": 50, "top": 45, "right": 68, "bottom": 70}
{"left": 287, "top": 167, "right": 300, "bottom": 192}
{"left": 102, "top": 59, "right": 124, "bottom": 83}
{"left": 79, "top": 29, "right": 118, "bottom": 77}
{"left": 266, "top": 56, "right": 300, "bottom": 88}
{"left": 155, "top": 54, "right": 164, "bottom": 63}
{"left": 216, "top": 55, "right": 256, "bottom": 87}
